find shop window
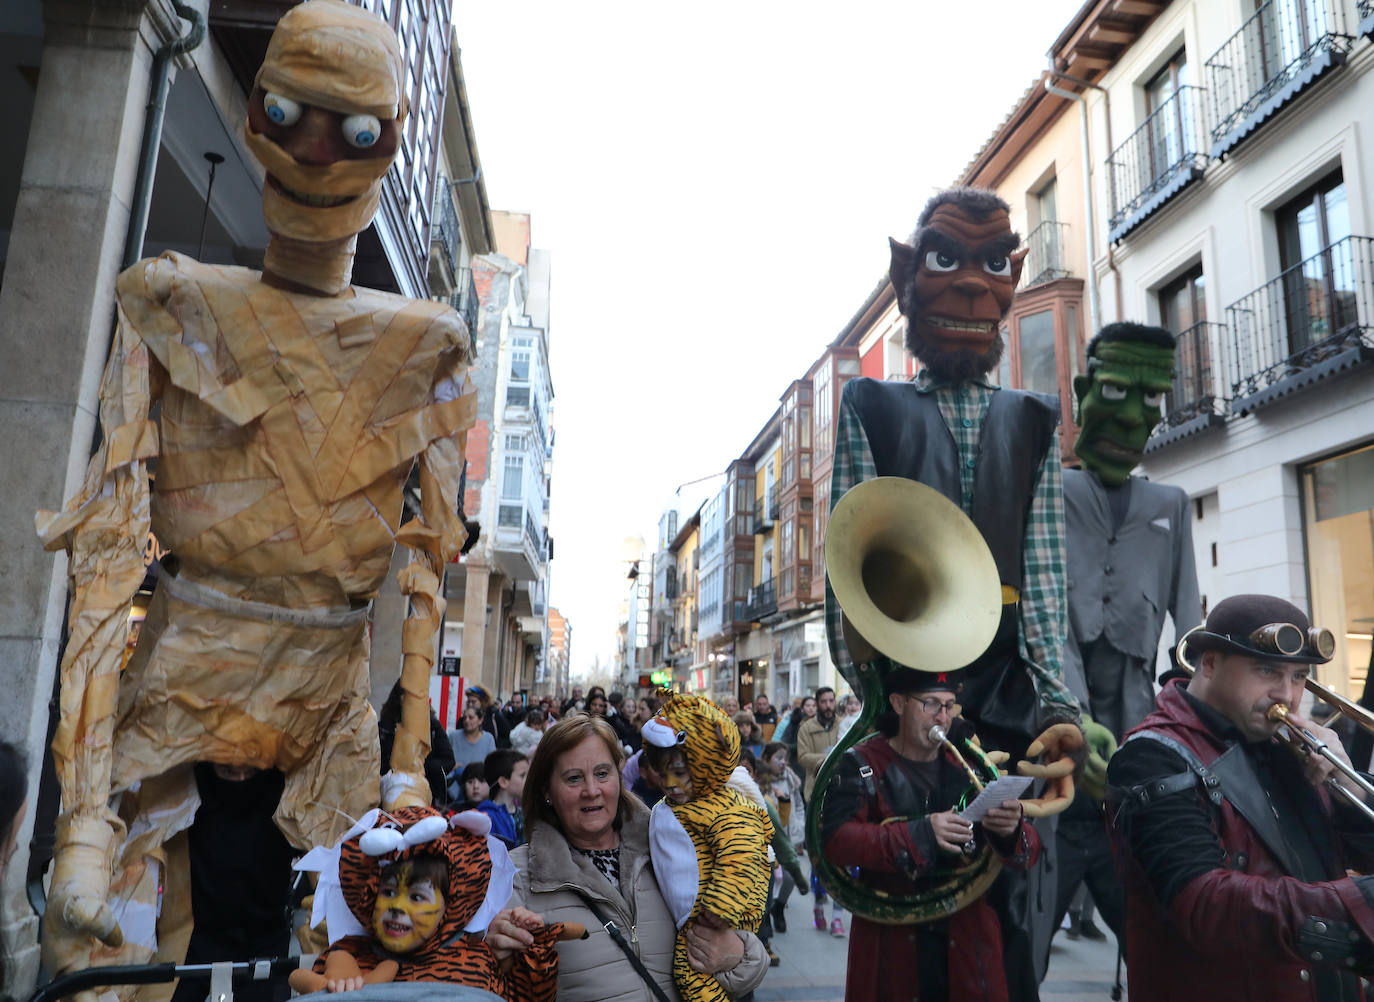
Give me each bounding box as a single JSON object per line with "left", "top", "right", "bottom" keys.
{"left": 1301, "top": 443, "right": 1374, "bottom": 700}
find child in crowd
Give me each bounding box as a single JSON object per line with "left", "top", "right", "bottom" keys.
{"left": 455, "top": 762, "right": 489, "bottom": 811}
{"left": 737, "top": 750, "right": 808, "bottom": 966}
{"left": 759, "top": 741, "right": 807, "bottom": 933}
{"left": 642, "top": 694, "right": 772, "bottom": 1002}
{"left": 477, "top": 749, "right": 528, "bottom": 848}
{"left": 291, "top": 805, "right": 574, "bottom": 1001}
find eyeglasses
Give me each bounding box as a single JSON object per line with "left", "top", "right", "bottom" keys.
{"left": 911, "top": 697, "right": 957, "bottom": 715}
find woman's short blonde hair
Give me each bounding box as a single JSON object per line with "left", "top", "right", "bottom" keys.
{"left": 522, "top": 713, "right": 638, "bottom": 837}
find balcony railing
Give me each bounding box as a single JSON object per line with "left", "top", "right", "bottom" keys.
{"left": 742, "top": 577, "right": 777, "bottom": 622}
{"left": 1022, "top": 220, "right": 1071, "bottom": 288}
{"left": 1226, "top": 235, "right": 1374, "bottom": 408}
{"left": 752, "top": 491, "right": 778, "bottom": 535}
{"left": 428, "top": 178, "right": 461, "bottom": 295}
{"left": 1361, "top": 0, "right": 1374, "bottom": 37}
{"left": 1206, "top": 0, "right": 1351, "bottom": 157}
{"left": 451, "top": 267, "right": 480, "bottom": 339}
{"left": 1106, "top": 86, "right": 1208, "bottom": 241}
{"left": 1147, "top": 321, "right": 1230, "bottom": 451}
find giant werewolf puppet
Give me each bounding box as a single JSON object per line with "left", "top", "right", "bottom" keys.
{"left": 822, "top": 188, "right": 1084, "bottom": 996}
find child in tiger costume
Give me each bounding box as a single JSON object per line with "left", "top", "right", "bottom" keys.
{"left": 642, "top": 694, "right": 773, "bottom": 1002}
{"left": 289, "top": 804, "right": 579, "bottom": 1001}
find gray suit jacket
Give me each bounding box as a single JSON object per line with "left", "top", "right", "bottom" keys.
{"left": 1063, "top": 469, "right": 1201, "bottom": 673}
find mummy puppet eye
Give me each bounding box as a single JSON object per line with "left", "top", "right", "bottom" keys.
{"left": 263, "top": 92, "right": 302, "bottom": 126}
{"left": 924, "top": 250, "right": 959, "bottom": 272}
{"left": 343, "top": 114, "right": 382, "bottom": 148}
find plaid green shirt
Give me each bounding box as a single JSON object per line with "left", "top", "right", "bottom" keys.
{"left": 824, "top": 372, "right": 1079, "bottom": 724}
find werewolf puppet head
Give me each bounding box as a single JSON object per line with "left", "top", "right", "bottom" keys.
{"left": 889, "top": 188, "right": 1026, "bottom": 384}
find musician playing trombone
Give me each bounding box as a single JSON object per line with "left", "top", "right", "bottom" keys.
{"left": 1107, "top": 594, "right": 1374, "bottom": 1002}
{"left": 822, "top": 667, "right": 1037, "bottom": 1002}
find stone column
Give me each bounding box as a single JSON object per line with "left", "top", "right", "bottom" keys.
{"left": 0, "top": 0, "right": 183, "bottom": 988}
{"left": 459, "top": 559, "right": 491, "bottom": 693}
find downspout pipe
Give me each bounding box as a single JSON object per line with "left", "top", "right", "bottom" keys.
{"left": 122, "top": 2, "right": 206, "bottom": 270}
{"left": 1045, "top": 75, "right": 1102, "bottom": 338}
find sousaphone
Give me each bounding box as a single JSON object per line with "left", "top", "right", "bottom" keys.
{"left": 806, "top": 477, "right": 1004, "bottom": 924}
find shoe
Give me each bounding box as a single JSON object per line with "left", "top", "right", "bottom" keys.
{"left": 1079, "top": 918, "right": 1108, "bottom": 941}
{"left": 767, "top": 948, "right": 781, "bottom": 967}
{"left": 813, "top": 906, "right": 826, "bottom": 931}
{"left": 829, "top": 917, "right": 846, "bottom": 938}
{"left": 772, "top": 902, "right": 787, "bottom": 933}
{"left": 1065, "top": 918, "right": 1082, "bottom": 941}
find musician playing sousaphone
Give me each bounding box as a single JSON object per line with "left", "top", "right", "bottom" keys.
{"left": 1107, "top": 593, "right": 1374, "bottom": 1002}
{"left": 815, "top": 187, "right": 1094, "bottom": 996}
{"left": 823, "top": 667, "right": 1039, "bottom": 1002}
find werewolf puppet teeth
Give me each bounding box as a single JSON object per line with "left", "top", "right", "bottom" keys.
{"left": 929, "top": 317, "right": 995, "bottom": 333}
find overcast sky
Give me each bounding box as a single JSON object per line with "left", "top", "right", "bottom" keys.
{"left": 453, "top": 1, "right": 1088, "bottom": 680}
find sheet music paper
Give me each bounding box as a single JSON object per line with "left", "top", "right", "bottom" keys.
{"left": 958, "top": 776, "right": 1034, "bottom": 822}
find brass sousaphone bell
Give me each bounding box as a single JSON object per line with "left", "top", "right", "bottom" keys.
{"left": 826, "top": 476, "right": 1002, "bottom": 670}
{"left": 807, "top": 477, "right": 1007, "bottom": 924}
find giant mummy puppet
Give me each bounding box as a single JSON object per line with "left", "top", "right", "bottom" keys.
{"left": 35, "top": 0, "right": 474, "bottom": 981}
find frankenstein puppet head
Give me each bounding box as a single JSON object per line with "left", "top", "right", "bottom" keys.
{"left": 1072, "top": 322, "right": 1177, "bottom": 486}
{"left": 889, "top": 188, "right": 1027, "bottom": 384}
{"left": 244, "top": 0, "right": 406, "bottom": 293}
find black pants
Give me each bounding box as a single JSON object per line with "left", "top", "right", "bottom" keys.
{"left": 1050, "top": 805, "right": 1125, "bottom": 948}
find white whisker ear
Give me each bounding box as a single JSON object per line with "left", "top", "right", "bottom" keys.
{"left": 403, "top": 815, "right": 449, "bottom": 847}
{"left": 360, "top": 828, "right": 405, "bottom": 857}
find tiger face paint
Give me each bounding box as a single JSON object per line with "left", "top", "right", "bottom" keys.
{"left": 372, "top": 862, "right": 444, "bottom": 954}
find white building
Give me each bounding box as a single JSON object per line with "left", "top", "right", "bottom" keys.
{"left": 1067, "top": 0, "right": 1374, "bottom": 698}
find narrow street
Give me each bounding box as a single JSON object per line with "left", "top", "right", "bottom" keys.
{"left": 758, "top": 891, "right": 1125, "bottom": 1002}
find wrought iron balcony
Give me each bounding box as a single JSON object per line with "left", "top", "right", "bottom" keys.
{"left": 450, "top": 268, "right": 480, "bottom": 338}
{"left": 1205, "top": 0, "right": 1351, "bottom": 159}
{"left": 1106, "top": 86, "right": 1208, "bottom": 243}
{"left": 1145, "top": 321, "right": 1230, "bottom": 453}
{"left": 742, "top": 577, "right": 777, "bottom": 622}
{"left": 427, "top": 179, "right": 462, "bottom": 296}
{"left": 1022, "top": 220, "right": 1071, "bottom": 288}
{"left": 1361, "top": 0, "right": 1374, "bottom": 38}
{"left": 752, "top": 491, "right": 778, "bottom": 535}
{"left": 1226, "top": 235, "right": 1374, "bottom": 414}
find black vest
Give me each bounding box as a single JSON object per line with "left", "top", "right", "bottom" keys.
{"left": 842, "top": 377, "right": 1059, "bottom": 589}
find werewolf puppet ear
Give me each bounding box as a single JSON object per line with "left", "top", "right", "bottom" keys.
{"left": 889, "top": 237, "right": 917, "bottom": 293}
{"left": 1010, "top": 247, "right": 1028, "bottom": 290}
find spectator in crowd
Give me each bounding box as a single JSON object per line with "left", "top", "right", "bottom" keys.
{"left": 447, "top": 705, "right": 497, "bottom": 792}
{"left": 798, "top": 686, "right": 846, "bottom": 936}
{"left": 585, "top": 687, "right": 609, "bottom": 719}
{"left": 560, "top": 685, "right": 585, "bottom": 717}
{"left": 606, "top": 690, "right": 639, "bottom": 751}
{"left": 739, "top": 749, "right": 808, "bottom": 968}
{"left": 634, "top": 695, "right": 660, "bottom": 731}
{"left": 477, "top": 748, "right": 529, "bottom": 848}
{"left": 760, "top": 740, "right": 807, "bottom": 933}
{"left": 510, "top": 707, "right": 548, "bottom": 757}
{"left": 454, "top": 761, "right": 489, "bottom": 810}
{"left": 753, "top": 693, "right": 779, "bottom": 727}
{"left": 467, "top": 684, "right": 511, "bottom": 749}
{"left": 488, "top": 713, "right": 769, "bottom": 1001}
{"left": 377, "top": 679, "right": 455, "bottom": 806}
{"left": 503, "top": 691, "right": 528, "bottom": 731}
{"left": 721, "top": 695, "right": 741, "bottom": 718}
{"left": 836, "top": 693, "right": 864, "bottom": 740}
{"left": 734, "top": 710, "right": 765, "bottom": 759}
{"left": 777, "top": 695, "right": 816, "bottom": 776}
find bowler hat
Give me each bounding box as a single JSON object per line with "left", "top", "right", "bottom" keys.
{"left": 886, "top": 666, "right": 965, "bottom": 696}
{"left": 1185, "top": 594, "right": 1332, "bottom": 665}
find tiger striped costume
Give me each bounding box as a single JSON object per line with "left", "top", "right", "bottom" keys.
{"left": 645, "top": 694, "right": 773, "bottom": 1002}
{"left": 314, "top": 805, "right": 562, "bottom": 1002}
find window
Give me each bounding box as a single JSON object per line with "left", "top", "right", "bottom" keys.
{"left": 1015, "top": 309, "right": 1058, "bottom": 396}
{"left": 510, "top": 349, "right": 530, "bottom": 382}
{"left": 1161, "top": 266, "right": 1207, "bottom": 332}
{"left": 782, "top": 519, "right": 794, "bottom": 562}
{"left": 504, "top": 433, "right": 525, "bottom": 452}
{"left": 1145, "top": 50, "right": 1189, "bottom": 180}
{"left": 800, "top": 455, "right": 811, "bottom": 480}
{"left": 497, "top": 504, "right": 521, "bottom": 528}
{"left": 502, "top": 454, "right": 523, "bottom": 500}
{"left": 1276, "top": 171, "right": 1354, "bottom": 351}
{"left": 1034, "top": 177, "right": 1058, "bottom": 226}
{"left": 798, "top": 524, "right": 809, "bottom": 563}
{"left": 506, "top": 386, "right": 530, "bottom": 408}
{"left": 799, "top": 407, "right": 811, "bottom": 448}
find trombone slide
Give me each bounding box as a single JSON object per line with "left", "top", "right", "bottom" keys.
{"left": 1267, "top": 704, "right": 1374, "bottom": 823}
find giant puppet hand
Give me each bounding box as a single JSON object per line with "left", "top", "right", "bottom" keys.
{"left": 1017, "top": 723, "right": 1085, "bottom": 818}
{"left": 41, "top": 813, "right": 125, "bottom": 986}
{"left": 1078, "top": 716, "right": 1118, "bottom": 801}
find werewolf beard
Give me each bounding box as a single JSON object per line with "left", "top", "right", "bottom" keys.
{"left": 905, "top": 321, "right": 1006, "bottom": 385}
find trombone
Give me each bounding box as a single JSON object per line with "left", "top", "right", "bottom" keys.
{"left": 1175, "top": 625, "right": 1374, "bottom": 824}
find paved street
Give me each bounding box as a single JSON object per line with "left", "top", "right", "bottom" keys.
{"left": 756, "top": 891, "right": 1125, "bottom": 1001}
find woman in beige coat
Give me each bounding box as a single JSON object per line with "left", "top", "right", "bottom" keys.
{"left": 489, "top": 714, "right": 768, "bottom": 1002}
